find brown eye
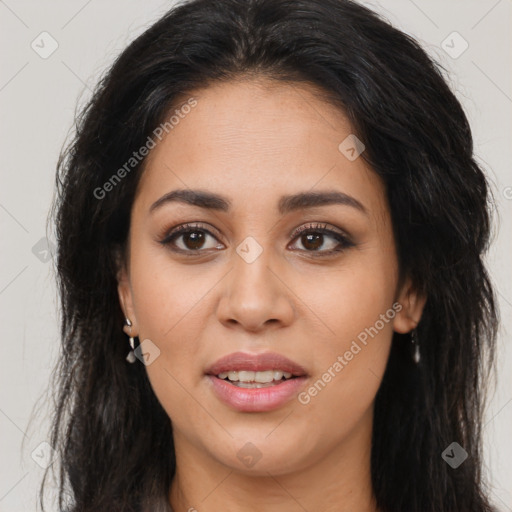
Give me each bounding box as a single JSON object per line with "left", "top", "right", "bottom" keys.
{"left": 289, "top": 223, "right": 354, "bottom": 256}
{"left": 160, "top": 223, "right": 224, "bottom": 254}
{"left": 303, "top": 232, "right": 326, "bottom": 251}
{"left": 179, "top": 230, "right": 207, "bottom": 250}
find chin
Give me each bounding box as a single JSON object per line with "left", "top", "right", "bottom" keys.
{"left": 206, "top": 432, "right": 313, "bottom": 476}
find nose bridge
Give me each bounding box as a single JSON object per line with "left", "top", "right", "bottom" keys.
{"left": 232, "top": 233, "right": 275, "bottom": 297}
{"left": 216, "top": 232, "right": 294, "bottom": 330}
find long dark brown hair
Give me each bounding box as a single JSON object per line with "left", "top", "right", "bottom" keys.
{"left": 40, "top": 0, "right": 499, "bottom": 510}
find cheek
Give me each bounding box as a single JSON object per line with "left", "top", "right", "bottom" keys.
{"left": 128, "top": 245, "right": 209, "bottom": 428}
{"left": 295, "top": 310, "right": 393, "bottom": 456}
{"left": 128, "top": 243, "right": 210, "bottom": 395}
{"left": 293, "top": 251, "right": 396, "bottom": 422}
{"left": 296, "top": 250, "right": 397, "bottom": 348}
{"left": 129, "top": 241, "right": 213, "bottom": 342}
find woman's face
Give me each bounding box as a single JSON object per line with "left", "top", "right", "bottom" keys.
{"left": 118, "top": 79, "right": 424, "bottom": 476}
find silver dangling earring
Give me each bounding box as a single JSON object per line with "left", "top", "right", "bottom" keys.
{"left": 125, "top": 318, "right": 136, "bottom": 363}
{"left": 411, "top": 328, "right": 420, "bottom": 364}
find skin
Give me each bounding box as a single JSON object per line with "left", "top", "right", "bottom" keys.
{"left": 117, "top": 78, "right": 426, "bottom": 512}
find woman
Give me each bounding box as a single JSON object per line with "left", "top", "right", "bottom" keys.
{"left": 43, "top": 0, "right": 499, "bottom": 510}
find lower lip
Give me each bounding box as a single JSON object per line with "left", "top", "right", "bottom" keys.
{"left": 206, "top": 375, "right": 308, "bottom": 412}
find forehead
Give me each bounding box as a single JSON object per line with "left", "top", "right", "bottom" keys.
{"left": 135, "top": 78, "right": 387, "bottom": 219}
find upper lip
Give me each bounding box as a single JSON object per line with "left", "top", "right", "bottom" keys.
{"left": 205, "top": 351, "right": 308, "bottom": 377}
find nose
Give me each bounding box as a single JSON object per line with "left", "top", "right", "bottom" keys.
{"left": 216, "top": 243, "right": 295, "bottom": 333}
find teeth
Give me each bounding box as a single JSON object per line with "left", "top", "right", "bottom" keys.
{"left": 273, "top": 370, "right": 284, "bottom": 381}
{"left": 239, "top": 370, "right": 256, "bottom": 382}
{"left": 234, "top": 381, "right": 275, "bottom": 388}
{"left": 217, "top": 370, "right": 294, "bottom": 383}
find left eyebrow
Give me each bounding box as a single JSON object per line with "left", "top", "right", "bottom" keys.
{"left": 277, "top": 190, "right": 367, "bottom": 216}
{"left": 149, "top": 189, "right": 368, "bottom": 216}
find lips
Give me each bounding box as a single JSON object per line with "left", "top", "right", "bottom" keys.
{"left": 205, "top": 351, "right": 309, "bottom": 412}
{"left": 204, "top": 351, "right": 308, "bottom": 377}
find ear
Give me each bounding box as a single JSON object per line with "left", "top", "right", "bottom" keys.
{"left": 116, "top": 253, "right": 139, "bottom": 337}
{"left": 392, "top": 277, "right": 427, "bottom": 334}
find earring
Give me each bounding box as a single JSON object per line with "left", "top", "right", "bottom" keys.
{"left": 125, "top": 318, "right": 136, "bottom": 363}
{"left": 411, "top": 328, "right": 420, "bottom": 364}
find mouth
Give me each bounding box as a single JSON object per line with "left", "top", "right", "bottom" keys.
{"left": 205, "top": 351, "right": 308, "bottom": 412}
{"left": 205, "top": 351, "right": 308, "bottom": 377}
{"left": 215, "top": 369, "right": 298, "bottom": 388}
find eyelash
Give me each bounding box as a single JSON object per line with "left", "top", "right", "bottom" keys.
{"left": 158, "top": 222, "right": 354, "bottom": 257}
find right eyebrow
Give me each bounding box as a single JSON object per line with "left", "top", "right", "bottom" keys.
{"left": 150, "top": 189, "right": 231, "bottom": 213}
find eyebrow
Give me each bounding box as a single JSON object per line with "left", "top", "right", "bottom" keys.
{"left": 149, "top": 189, "right": 367, "bottom": 215}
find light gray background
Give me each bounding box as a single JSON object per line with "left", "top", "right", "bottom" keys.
{"left": 0, "top": 1, "right": 510, "bottom": 510}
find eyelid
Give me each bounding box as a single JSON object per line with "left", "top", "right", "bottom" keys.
{"left": 289, "top": 221, "right": 348, "bottom": 240}
{"left": 159, "top": 222, "right": 222, "bottom": 245}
